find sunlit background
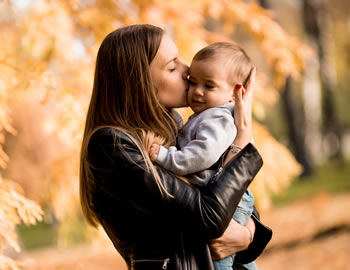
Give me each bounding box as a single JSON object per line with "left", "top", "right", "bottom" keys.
{"left": 0, "top": 0, "right": 349, "bottom": 269}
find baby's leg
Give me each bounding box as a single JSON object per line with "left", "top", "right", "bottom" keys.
{"left": 241, "top": 261, "right": 259, "bottom": 270}
{"left": 230, "top": 189, "right": 255, "bottom": 268}
{"left": 233, "top": 188, "right": 255, "bottom": 225}
{"left": 213, "top": 255, "right": 234, "bottom": 270}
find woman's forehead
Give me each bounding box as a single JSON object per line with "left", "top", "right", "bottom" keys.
{"left": 156, "top": 34, "right": 179, "bottom": 66}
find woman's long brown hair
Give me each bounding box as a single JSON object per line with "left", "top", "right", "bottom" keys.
{"left": 80, "top": 25, "right": 178, "bottom": 227}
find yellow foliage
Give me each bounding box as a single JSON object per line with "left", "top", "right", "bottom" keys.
{"left": 0, "top": 152, "right": 43, "bottom": 268}
{"left": 250, "top": 121, "right": 303, "bottom": 210}
{"left": 0, "top": 7, "right": 44, "bottom": 268}
{"left": 0, "top": 254, "right": 29, "bottom": 270}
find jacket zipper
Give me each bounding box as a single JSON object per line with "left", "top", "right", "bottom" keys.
{"left": 210, "top": 149, "right": 227, "bottom": 183}
{"left": 133, "top": 258, "right": 170, "bottom": 269}
{"left": 162, "top": 258, "right": 170, "bottom": 269}
{"left": 213, "top": 167, "right": 223, "bottom": 178}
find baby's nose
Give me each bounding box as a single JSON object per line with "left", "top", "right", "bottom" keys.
{"left": 193, "top": 87, "right": 204, "bottom": 96}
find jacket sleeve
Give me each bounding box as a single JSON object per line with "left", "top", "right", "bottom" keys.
{"left": 88, "top": 128, "right": 263, "bottom": 239}
{"left": 156, "top": 107, "right": 237, "bottom": 176}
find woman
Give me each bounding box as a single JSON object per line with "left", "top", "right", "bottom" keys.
{"left": 80, "top": 24, "right": 270, "bottom": 270}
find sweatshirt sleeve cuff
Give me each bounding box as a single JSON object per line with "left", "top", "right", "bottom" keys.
{"left": 156, "top": 145, "right": 168, "bottom": 164}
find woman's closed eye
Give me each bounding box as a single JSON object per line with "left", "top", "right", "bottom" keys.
{"left": 168, "top": 58, "right": 178, "bottom": 72}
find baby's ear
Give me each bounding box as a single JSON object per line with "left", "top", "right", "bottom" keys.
{"left": 229, "top": 87, "right": 236, "bottom": 102}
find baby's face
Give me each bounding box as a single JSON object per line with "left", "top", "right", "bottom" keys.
{"left": 187, "top": 59, "right": 234, "bottom": 114}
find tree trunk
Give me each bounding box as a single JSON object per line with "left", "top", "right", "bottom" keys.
{"left": 281, "top": 77, "right": 313, "bottom": 176}
{"left": 258, "top": 0, "right": 314, "bottom": 176}
{"left": 303, "top": 0, "right": 343, "bottom": 160}
{"left": 302, "top": 52, "right": 324, "bottom": 165}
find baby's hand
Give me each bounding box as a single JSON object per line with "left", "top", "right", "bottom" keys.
{"left": 149, "top": 144, "right": 160, "bottom": 162}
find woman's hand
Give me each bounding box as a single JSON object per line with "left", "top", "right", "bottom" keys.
{"left": 233, "top": 67, "right": 256, "bottom": 148}
{"left": 222, "top": 67, "right": 256, "bottom": 166}
{"left": 209, "top": 219, "right": 253, "bottom": 260}
{"left": 245, "top": 217, "right": 256, "bottom": 245}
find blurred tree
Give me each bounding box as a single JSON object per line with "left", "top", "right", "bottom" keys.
{"left": 0, "top": 2, "right": 44, "bottom": 269}
{"left": 303, "top": 0, "right": 344, "bottom": 160}
{"left": 326, "top": 0, "right": 350, "bottom": 152}
{"left": 258, "top": 0, "right": 314, "bottom": 176}
{"left": 281, "top": 77, "right": 313, "bottom": 176}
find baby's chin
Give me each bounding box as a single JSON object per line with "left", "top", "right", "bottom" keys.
{"left": 190, "top": 106, "right": 204, "bottom": 114}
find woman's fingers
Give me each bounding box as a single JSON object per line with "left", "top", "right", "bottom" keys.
{"left": 234, "top": 66, "right": 256, "bottom": 102}
{"left": 244, "top": 66, "right": 256, "bottom": 98}
{"left": 233, "top": 67, "right": 254, "bottom": 144}
{"left": 234, "top": 83, "right": 243, "bottom": 102}
{"left": 209, "top": 220, "right": 250, "bottom": 260}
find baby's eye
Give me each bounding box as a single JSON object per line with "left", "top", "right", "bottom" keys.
{"left": 205, "top": 84, "right": 214, "bottom": 89}
{"left": 189, "top": 80, "right": 196, "bottom": 85}
{"left": 169, "top": 67, "right": 176, "bottom": 72}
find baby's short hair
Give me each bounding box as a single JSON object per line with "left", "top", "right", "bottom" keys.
{"left": 193, "top": 42, "right": 252, "bottom": 86}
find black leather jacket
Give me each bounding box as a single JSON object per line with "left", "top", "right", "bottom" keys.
{"left": 88, "top": 127, "right": 271, "bottom": 270}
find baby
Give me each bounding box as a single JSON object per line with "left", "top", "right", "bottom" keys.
{"left": 150, "top": 42, "right": 258, "bottom": 270}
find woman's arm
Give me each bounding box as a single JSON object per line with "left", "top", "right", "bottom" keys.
{"left": 210, "top": 67, "right": 272, "bottom": 260}
{"left": 88, "top": 128, "right": 262, "bottom": 239}
{"left": 210, "top": 66, "right": 255, "bottom": 256}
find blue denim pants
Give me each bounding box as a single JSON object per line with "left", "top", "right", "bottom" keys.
{"left": 213, "top": 189, "right": 258, "bottom": 270}
{"left": 213, "top": 255, "right": 258, "bottom": 270}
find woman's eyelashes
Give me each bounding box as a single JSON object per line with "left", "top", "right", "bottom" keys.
{"left": 168, "top": 58, "right": 179, "bottom": 72}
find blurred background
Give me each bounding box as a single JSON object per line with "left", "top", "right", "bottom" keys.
{"left": 0, "top": 0, "right": 349, "bottom": 269}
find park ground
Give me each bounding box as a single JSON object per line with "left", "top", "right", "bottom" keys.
{"left": 20, "top": 191, "right": 350, "bottom": 270}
